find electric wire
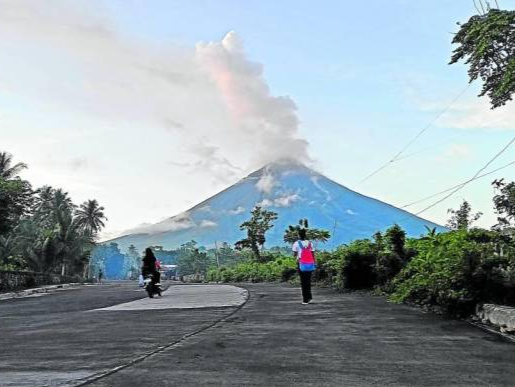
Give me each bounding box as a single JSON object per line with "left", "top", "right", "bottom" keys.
{"left": 413, "top": 135, "right": 515, "bottom": 216}
{"left": 401, "top": 159, "right": 515, "bottom": 208}
{"left": 359, "top": 83, "right": 471, "bottom": 184}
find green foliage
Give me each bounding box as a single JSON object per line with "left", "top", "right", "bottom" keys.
{"left": 283, "top": 218, "right": 331, "bottom": 244}
{"left": 450, "top": 9, "right": 515, "bottom": 108}
{"left": 389, "top": 229, "right": 515, "bottom": 315}
{"left": 446, "top": 200, "right": 482, "bottom": 230}
{"left": 339, "top": 240, "right": 378, "bottom": 290}
{"left": 235, "top": 206, "right": 278, "bottom": 262}
{"left": 75, "top": 199, "right": 107, "bottom": 237}
{"left": 492, "top": 179, "right": 515, "bottom": 229}
{"left": 206, "top": 255, "right": 297, "bottom": 283}
{"left": 0, "top": 151, "right": 106, "bottom": 277}
{"left": 177, "top": 240, "right": 211, "bottom": 276}
{"left": 0, "top": 177, "right": 33, "bottom": 236}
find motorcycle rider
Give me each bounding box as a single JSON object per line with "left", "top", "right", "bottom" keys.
{"left": 141, "top": 247, "right": 161, "bottom": 286}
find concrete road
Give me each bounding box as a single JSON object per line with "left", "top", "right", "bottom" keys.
{"left": 2, "top": 283, "right": 515, "bottom": 386}
{"left": 0, "top": 282, "right": 245, "bottom": 387}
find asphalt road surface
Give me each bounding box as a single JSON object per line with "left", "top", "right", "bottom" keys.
{"left": 1, "top": 282, "right": 515, "bottom": 387}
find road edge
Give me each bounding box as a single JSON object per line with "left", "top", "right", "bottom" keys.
{"left": 0, "top": 283, "right": 86, "bottom": 301}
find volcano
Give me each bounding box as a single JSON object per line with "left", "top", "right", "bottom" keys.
{"left": 107, "top": 160, "right": 444, "bottom": 251}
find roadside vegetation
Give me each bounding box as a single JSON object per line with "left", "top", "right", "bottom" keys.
{"left": 208, "top": 183, "right": 515, "bottom": 317}
{"left": 0, "top": 151, "right": 106, "bottom": 277}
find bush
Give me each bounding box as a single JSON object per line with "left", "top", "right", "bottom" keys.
{"left": 340, "top": 240, "right": 377, "bottom": 290}
{"left": 206, "top": 255, "right": 297, "bottom": 283}
{"left": 389, "top": 230, "right": 497, "bottom": 316}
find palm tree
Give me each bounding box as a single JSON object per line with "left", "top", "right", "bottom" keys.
{"left": 75, "top": 199, "right": 107, "bottom": 237}
{"left": 53, "top": 208, "right": 90, "bottom": 276}
{"left": 0, "top": 235, "right": 18, "bottom": 266}
{"left": 16, "top": 220, "right": 57, "bottom": 273}
{"left": 283, "top": 219, "right": 331, "bottom": 244}
{"left": 0, "top": 152, "right": 27, "bottom": 180}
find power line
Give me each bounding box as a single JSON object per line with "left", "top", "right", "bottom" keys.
{"left": 394, "top": 133, "right": 466, "bottom": 162}
{"left": 401, "top": 159, "right": 515, "bottom": 208}
{"left": 414, "top": 135, "right": 515, "bottom": 216}
{"left": 360, "top": 84, "right": 471, "bottom": 184}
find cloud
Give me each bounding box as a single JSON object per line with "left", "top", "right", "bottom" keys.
{"left": 437, "top": 98, "right": 515, "bottom": 131}
{"left": 229, "top": 206, "right": 245, "bottom": 215}
{"left": 122, "top": 212, "right": 195, "bottom": 235}
{"left": 257, "top": 198, "right": 274, "bottom": 207}
{"left": 199, "top": 219, "right": 217, "bottom": 227}
{"left": 258, "top": 193, "right": 301, "bottom": 208}
{"left": 274, "top": 193, "right": 301, "bottom": 207}
{"left": 256, "top": 170, "right": 277, "bottom": 194}
{"left": 0, "top": 1, "right": 311, "bottom": 184}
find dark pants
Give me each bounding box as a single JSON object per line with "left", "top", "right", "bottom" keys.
{"left": 298, "top": 270, "right": 312, "bottom": 303}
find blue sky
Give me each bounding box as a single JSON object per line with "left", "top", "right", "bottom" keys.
{"left": 1, "top": 0, "right": 514, "bottom": 238}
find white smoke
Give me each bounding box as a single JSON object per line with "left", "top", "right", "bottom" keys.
{"left": 195, "top": 31, "right": 311, "bottom": 168}
{"left": 0, "top": 1, "right": 311, "bottom": 181}
{"left": 256, "top": 171, "right": 277, "bottom": 194}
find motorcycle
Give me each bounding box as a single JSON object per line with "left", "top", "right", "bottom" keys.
{"left": 143, "top": 273, "right": 162, "bottom": 298}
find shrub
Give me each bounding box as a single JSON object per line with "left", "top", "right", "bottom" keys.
{"left": 206, "top": 255, "right": 297, "bottom": 283}
{"left": 389, "top": 231, "right": 487, "bottom": 315}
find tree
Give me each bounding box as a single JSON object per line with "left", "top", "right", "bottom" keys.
{"left": 75, "top": 199, "right": 107, "bottom": 238}
{"left": 216, "top": 242, "right": 241, "bottom": 266}
{"left": 177, "top": 240, "right": 210, "bottom": 277}
{"left": 0, "top": 151, "right": 106, "bottom": 277}
{"left": 374, "top": 225, "right": 408, "bottom": 286}
{"left": 0, "top": 234, "right": 24, "bottom": 270}
{"left": 384, "top": 224, "right": 407, "bottom": 259}
{"left": 283, "top": 218, "right": 331, "bottom": 244}
{"left": 446, "top": 200, "right": 482, "bottom": 230}
{"left": 235, "top": 206, "right": 278, "bottom": 261}
{"left": 0, "top": 152, "right": 27, "bottom": 180}
{"left": 0, "top": 152, "right": 33, "bottom": 235}
{"left": 492, "top": 179, "right": 515, "bottom": 229}
{"left": 125, "top": 244, "right": 140, "bottom": 279}
{"left": 450, "top": 8, "right": 515, "bottom": 108}
{"left": 0, "top": 177, "right": 33, "bottom": 235}
{"left": 52, "top": 206, "right": 91, "bottom": 276}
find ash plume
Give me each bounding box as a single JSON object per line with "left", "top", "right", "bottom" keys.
{"left": 0, "top": 1, "right": 311, "bottom": 178}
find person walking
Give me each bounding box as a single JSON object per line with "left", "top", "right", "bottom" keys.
{"left": 98, "top": 269, "right": 103, "bottom": 284}
{"left": 292, "top": 228, "right": 316, "bottom": 304}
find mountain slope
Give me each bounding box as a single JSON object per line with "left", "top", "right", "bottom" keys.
{"left": 107, "top": 160, "right": 445, "bottom": 251}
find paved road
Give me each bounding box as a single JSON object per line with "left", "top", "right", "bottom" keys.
{"left": 2, "top": 282, "right": 515, "bottom": 386}
{"left": 0, "top": 282, "right": 244, "bottom": 387}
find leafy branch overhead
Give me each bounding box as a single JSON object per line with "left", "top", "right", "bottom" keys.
{"left": 450, "top": 9, "right": 515, "bottom": 108}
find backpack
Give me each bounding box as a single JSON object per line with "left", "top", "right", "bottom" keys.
{"left": 298, "top": 241, "right": 316, "bottom": 272}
